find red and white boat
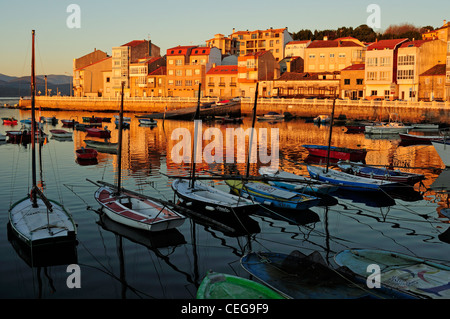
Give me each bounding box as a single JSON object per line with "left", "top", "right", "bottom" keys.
{"left": 76, "top": 147, "right": 98, "bottom": 160}
{"left": 94, "top": 184, "right": 185, "bottom": 232}
{"left": 86, "top": 127, "right": 111, "bottom": 138}
{"left": 302, "top": 144, "right": 367, "bottom": 162}
{"left": 61, "top": 119, "right": 79, "bottom": 127}
{"left": 2, "top": 117, "right": 18, "bottom": 125}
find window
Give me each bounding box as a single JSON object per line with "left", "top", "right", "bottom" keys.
{"left": 367, "top": 72, "right": 377, "bottom": 81}
{"left": 398, "top": 55, "right": 414, "bottom": 65}
{"left": 380, "top": 57, "right": 391, "bottom": 66}
{"left": 397, "top": 70, "right": 414, "bottom": 80}
{"left": 356, "top": 79, "right": 363, "bottom": 85}
{"left": 380, "top": 71, "right": 391, "bottom": 81}
{"left": 176, "top": 70, "right": 183, "bottom": 76}
{"left": 330, "top": 53, "right": 335, "bottom": 58}
{"left": 385, "top": 90, "right": 390, "bottom": 98}
{"left": 447, "top": 71, "right": 450, "bottom": 83}
{"left": 106, "top": 77, "right": 110, "bottom": 83}
{"left": 168, "top": 70, "right": 174, "bottom": 76}
{"left": 320, "top": 54, "right": 325, "bottom": 58}
{"left": 309, "top": 54, "right": 316, "bottom": 59}
{"left": 367, "top": 57, "right": 378, "bottom": 67}
{"left": 344, "top": 79, "right": 350, "bottom": 85}
{"left": 168, "top": 59, "right": 174, "bottom": 65}
{"left": 185, "top": 80, "right": 192, "bottom": 86}
{"left": 371, "top": 90, "right": 378, "bottom": 96}
{"left": 186, "top": 69, "right": 192, "bottom": 76}
{"left": 338, "top": 53, "right": 346, "bottom": 58}
{"left": 175, "top": 59, "right": 183, "bottom": 66}
{"left": 175, "top": 80, "right": 182, "bottom": 86}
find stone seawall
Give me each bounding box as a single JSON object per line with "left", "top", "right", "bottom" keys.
{"left": 18, "top": 97, "right": 450, "bottom": 124}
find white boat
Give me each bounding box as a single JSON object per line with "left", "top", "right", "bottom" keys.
{"left": 114, "top": 114, "right": 131, "bottom": 121}
{"left": 172, "top": 179, "right": 258, "bottom": 214}
{"left": 258, "top": 167, "right": 338, "bottom": 194}
{"left": 365, "top": 121, "right": 412, "bottom": 134}
{"left": 410, "top": 123, "right": 439, "bottom": 130}
{"left": 0, "top": 133, "right": 6, "bottom": 141}
{"left": 9, "top": 30, "right": 77, "bottom": 248}
{"left": 365, "top": 113, "right": 412, "bottom": 135}
{"left": 41, "top": 116, "right": 58, "bottom": 124}
{"left": 432, "top": 140, "right": 450, "bottom": 167}
{"left": 306, "top": 165, "right": 400, "bottom": 192}
{"left": 49, "top": 129, "right": 72, "bottom": 139}
{"left": 93, "top": 83, "right": 185, "bottom": 232}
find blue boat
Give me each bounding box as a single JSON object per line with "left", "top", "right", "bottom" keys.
{"left": 226, "top": 180, "right": 320, "bottom": 210}
{"left": 138, "top": 118, "right": 157, "bottom": 126}
{"left": 240, "top": 251, "right": 392, "bottom": 299}
{"left": 307, "top": 165, "right": 400, "bottom": 192}
{"left": 115, "top": 120, "right": 130, "bottom": 129}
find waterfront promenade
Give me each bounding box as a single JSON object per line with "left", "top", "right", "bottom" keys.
{"left": 17, "top": 96, "right": 450, "bottom": 124}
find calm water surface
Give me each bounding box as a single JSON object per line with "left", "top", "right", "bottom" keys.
{"left": 0, "top": 103, "right": 449, "bottom": 299}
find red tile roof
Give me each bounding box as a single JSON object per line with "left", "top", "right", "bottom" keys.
{"left": 287, "top": 40, "right": 311, "bottom": 45}
{"left": 307, "top": 40, "right": 363, "bottom": 48}
{"left": 149, "top": 66, "right": 166, "bottom": 76}
{"left": 191, "top": 47, "right": 211, "bottom": 55}
{"left": 420, "top": 64, "right": 446, "bottom": 76}
{"left": 341, "top": 64, "right": 365, "bottom": 71}
{"left": 400, "top": 39, "right": 431, "bottom": 48}
{"left": 207, "top": 65, "right": 238, "bottom": 75}
{"left": 367, "top": 39, "right": 408, "bottom": 50}
{"left": 167, "top": 45, "right": 197, "bottom": 56}
{"left": 122, "top": 40, "right": 146, "bottom": 47}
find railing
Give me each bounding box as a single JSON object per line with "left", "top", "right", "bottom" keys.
{"left": 30, "top": 95, "right": 450, "bottom": 109}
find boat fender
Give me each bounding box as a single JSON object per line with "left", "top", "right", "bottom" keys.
{"left": 263, "top": 201, "right": 272, "bottom": 206}
{"left": 186, "top": 202, "right": 192, "bottom": 206}
{"left": 205, "top": 206, "right": 215, "bottom": 211}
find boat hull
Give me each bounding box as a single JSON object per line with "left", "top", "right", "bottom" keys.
{"left": 241, "top": 251, "right": 383, "bottom": 299}
{"left": 432, "top": 140, "right": 450, "bottom": 167}
{"left": 334, "top": 249, "right": 450, "bottom": 299}
{"left": 302, "top": 145, "right": 367, "bottom": 161}
{"left": 95, "top": 186, "right": 185, "bottom": 232}
{"left": 172, "top": 179, "right": 257, "bottom": 214}
{"left": 196, "top": 271, "right": 285, "bottom": 299}
{"left": 84, "top": 139, "right": 118, "bottom": 153}
{"left": 307, "top": 165, "right": 399, "bottom": 191}
{"left": 9, "top": 196, "right": 77, "bottom": 247}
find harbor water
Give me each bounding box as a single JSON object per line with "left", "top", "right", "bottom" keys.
{"left": 0, "top": 100, "right": 449, "bottom": 300}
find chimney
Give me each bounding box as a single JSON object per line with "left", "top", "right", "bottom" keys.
{"left": 444, "top": 20, "right": 447, "bottom": 26}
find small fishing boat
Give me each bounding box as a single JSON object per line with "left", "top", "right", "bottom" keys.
{"left": 84, "top": 139, "right": 118, "bottom": 154}
{"left": 2, "top": 117, "right": 18, "bottom": 125}
{"left": 61, "top": 119, "right": 79, "bottom": 127}
{"left": 334, "top": 248, "right": 450, "bottom": 299}
{"left": 20, "top": 119, "right": 43, "bottom": 129}
{"left": 307, "top": 165, "right": 400, "bottom": 192}
{"left": 171, "top": 179, "right": 258, "bottom": 214}
{"left": 86, "top": 126, "right": 111, "bottom": 138}
{"left": 409, "top": 123, "right": 440, "bottom": 130}
{"left": 40, "top": 116, "right": 58, "bottom": 124}
{"left": 76, "top": 147, "right": 98, "bottom": 160}
{"left": 337, "top": 161, "right": 425, "bottom": 185}
{"left": 432, "top": 139, "right": 450, "bottom": 167}
{"left": 6, "top": 129, "right": 47, "bottom": 144}
{"left": 83, "top": 116, "right": 103, "bottom": 124}
{"left": 257, "top": 112, "right": 284, "bottom": 121}
{"left": 138, "top": 118, "right": 157, "bottom": 126}
{"left": 114, "top": 114, "right": 131, "bottom": 122}
{"left": 0, "top": 133, "right": 6, "bottom": 141}
{"left": 241, "top": 251, "right": 388, "bottom": 299}
{"left": 196, "top": 270, "right": 285, "bottom": 299}
{"left": 302, "top": 144, "right": 367, "bottom": 162}
{"left": 49, "top": 129, "right": 72, "bottom": 139}
{"left": 399, "top": 133, "right": 444, "bottom": 144}
{"left": 226, "top": 180, "right": 321, "bottom": 210}
{"left": 258, "top": 167, "right": 338, "bottom": 194}
{"left": 365, "top": 121, "right": 412, "bottom": 135}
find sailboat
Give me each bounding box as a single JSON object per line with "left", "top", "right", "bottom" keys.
{"left": 8, "top": 30, "right": 77, "bottom": 247}
{"left": 92, "top": 82, "right": 185, "bottom": 232}
{"left": 171, "top": 83, "right": 258, "bottom": 215}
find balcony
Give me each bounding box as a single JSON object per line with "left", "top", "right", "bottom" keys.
{"left": 218, "top": 82, "right": 226, "bottom": 87}
{"left": 208, "top": 82, "right": 215, "bottom": 87}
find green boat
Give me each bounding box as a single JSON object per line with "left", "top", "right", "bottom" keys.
{"left": 196, "top": 271, "right": 285, "bottom": 299}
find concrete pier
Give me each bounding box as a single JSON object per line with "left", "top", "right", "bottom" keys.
{"left": 17, "top": 96, "right": 450, "bottom": 124}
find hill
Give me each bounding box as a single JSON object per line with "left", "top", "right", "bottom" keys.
{"left": 0, "top": 73, "right": 71, "bottom": 97}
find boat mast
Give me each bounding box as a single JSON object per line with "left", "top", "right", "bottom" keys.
{"left": 116, "top": 81, "right": 125, "bottom": 194}
{"left": 246, "top": 82, "right": 258, "bottom": 178}
{"left": 189, "top": 83, "right": 201, "bottom": 188}
{"left": 325, "top": 88, "right": 337, "bottom": 173}
{"left": 30, "top": 30, "right": 38, "bottom": 207}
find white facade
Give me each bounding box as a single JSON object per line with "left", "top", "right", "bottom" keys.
{"left": 365, "top": 50, "right": 396, "bottom": 99}
{"left": 285, "top": 40, "right": 311, "bottom": 59}
{"left": 112, "top": 46, "right": 130, "bottom": 97}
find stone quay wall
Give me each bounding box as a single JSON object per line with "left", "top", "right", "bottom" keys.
{"left": 18, "top": 96, "right": 450, "bottom": 124}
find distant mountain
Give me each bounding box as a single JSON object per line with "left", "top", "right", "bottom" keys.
{"left": 0, "top": 73, "right": 71, "bottom": 97}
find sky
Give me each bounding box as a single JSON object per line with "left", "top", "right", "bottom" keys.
{"left": 1, "top": 0, "right": 449, "bottom": 77}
